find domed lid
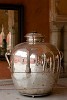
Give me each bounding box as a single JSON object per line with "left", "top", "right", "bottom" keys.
{"left": 25, "top": 32, "right": 45, "bottom": 43}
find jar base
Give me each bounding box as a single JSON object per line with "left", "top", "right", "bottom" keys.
{"left": 19, "top": 91, "right": 52, "bottom": 97}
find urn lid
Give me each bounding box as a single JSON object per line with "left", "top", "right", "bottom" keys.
{"left": 25, "top": 32, "right": 45, "bottom": 43}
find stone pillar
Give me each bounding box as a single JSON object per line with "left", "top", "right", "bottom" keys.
{"left": 50, "top": 23, "right": 61, "bottom": 50}
{"left": 63, "top": 25, "right": 67, "bottom": 77}
{"left": 49, "top": 22, "right": 66, "bottom": 77}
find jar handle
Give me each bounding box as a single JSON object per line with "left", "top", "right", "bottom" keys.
{"left": 59, "top": 51, "right": 63, "bottom": 60}
{"left": 5, "top": 52, "right": 11, "bottom": 69}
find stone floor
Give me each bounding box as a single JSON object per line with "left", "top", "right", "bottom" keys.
{"left": 0, "top": 78, "right": 67, "bottom": 100}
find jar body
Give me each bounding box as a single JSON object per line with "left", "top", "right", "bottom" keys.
{"left": 12, "top": 72, "right": 58, "bottom": 95}
{"left": 10, "top": 42, "right": 61, "bottom": 96}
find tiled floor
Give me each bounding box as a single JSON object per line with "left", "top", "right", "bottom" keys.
{"left": 0, "top": 78, "right": 67, "bottom": 100}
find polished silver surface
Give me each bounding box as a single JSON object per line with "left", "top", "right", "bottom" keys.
{"left": 6, "top": 32, "right": 62, "bottom": 96}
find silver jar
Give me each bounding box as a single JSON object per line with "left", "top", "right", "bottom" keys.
{"left": 5, "top": 32, "right": 63, "bottom": 97}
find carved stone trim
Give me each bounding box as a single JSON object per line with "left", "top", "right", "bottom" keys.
{"left": 49, "top": 0, "right": 67, "bottom": 22}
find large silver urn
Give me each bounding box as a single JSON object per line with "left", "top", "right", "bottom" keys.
{"left": 5, "top": 32, "right": 63, "bottom": 97}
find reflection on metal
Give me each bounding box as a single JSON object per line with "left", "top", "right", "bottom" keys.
{"left": 6, "top": 32, "right": 62, "bottom": 96}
